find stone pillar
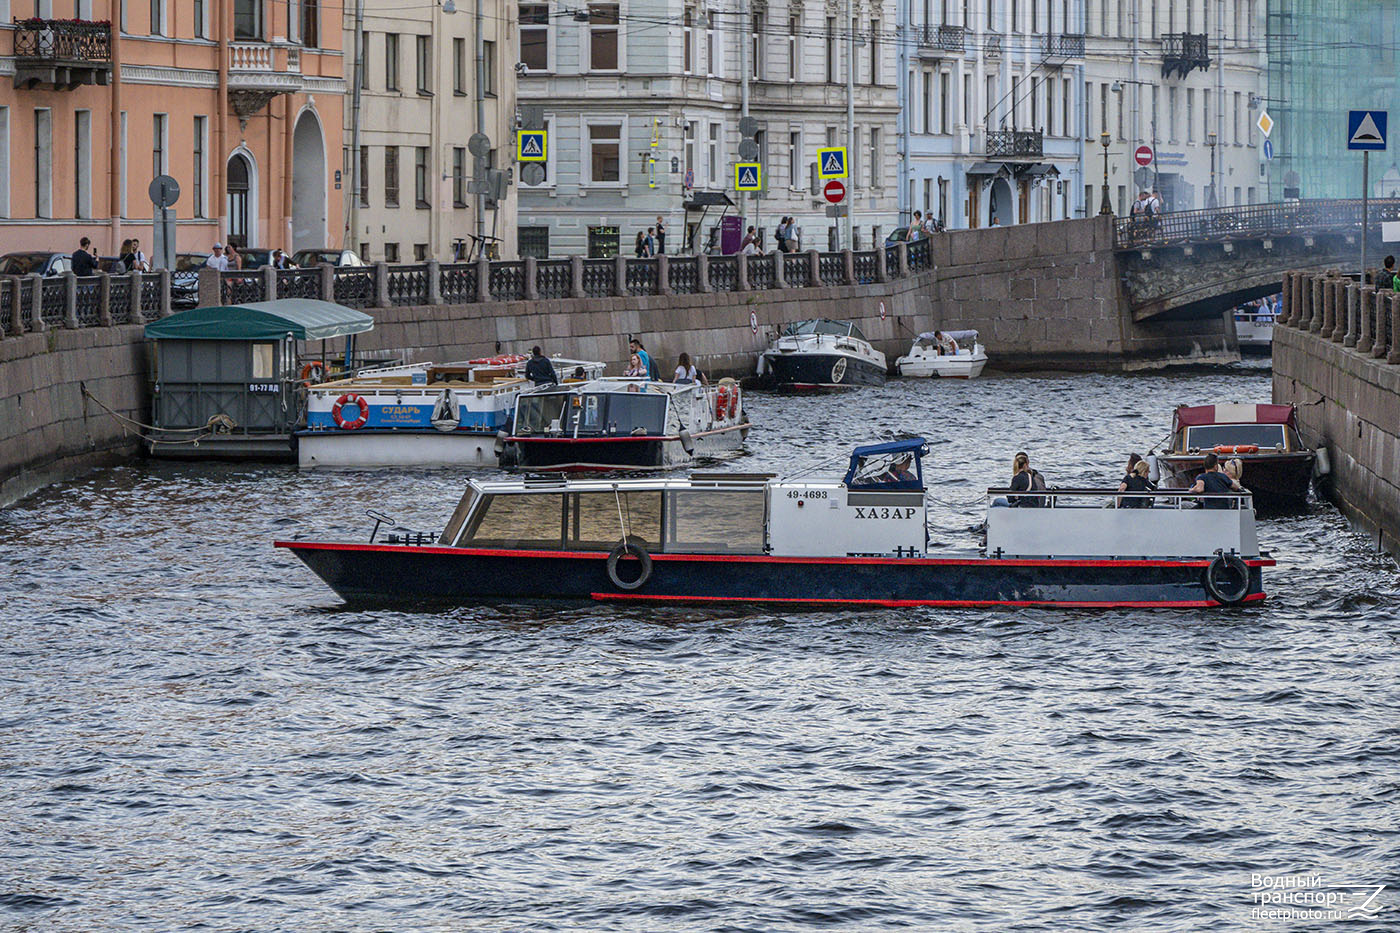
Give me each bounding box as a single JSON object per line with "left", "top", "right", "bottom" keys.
{"left": 1331, "top": 276, "right": 1348, "bottom": 342}
{"left": 129, "top": 272, "right": 143, "bottom": 322}
{"left": 321, "top": 262, "right": 337, "bottom": 303}
{"left": 1344, "top": 282, "right": 1359, "bottom": 347}
{"left": 655, "top": 255, "right": 671, "bottom": 296}
{"left": 613, "top": 255, "right": 628, "bottom": 297}
{"left": 158, "top": 269, "right": 172, "bottom": 317}
{"left": 569, "top": 255, "right": 585, "bottom": 299}
{"left": 807, "top": 249, "right": 820, "bottom": 286}
{"left": 1389, "top": 293, "right": 1400, "bottom": 364}
{"left": 772, "top": 251, "right": 786, "bottom": 289}
{"left": 1372, "top": 289, "right": 1390, "bottom": 359}
{"left": 842, "top": 249, "right": 856, "bottom": 285}
{"left": 1357, "top": 285, "right": 1376, "bottom": 354}
{"left": 198, "top": 266, "right": 220, "bottom": 307}
{"left": 735, "top": 253, "right": 749, "bottom": 291}
{"left": 98, "top": 273, "right": 112, "bottom": 327}
{"left": 26, "top": 274, "right": 44, "bottom": 333}
{"left": 262, "top": 265, "right": 277, "bottom": 301}
{"left": 1297, "top": 271, "right": 1312, "bottom": 329}
{"left": 897, "top": 243, "right": 910, "bottom": 277}
{"left": 374, "top": 261, "right": 391, "bottom": 308}
{"left": 522, "top": 256, "right": 537, "bottom": 301}
{"left": 3, "top": 277, "right": 20, "bottom": 335}
{"left": 1288, "top": 271, "right": 1303, "bottom": 327}
{"left": 476, "top": 257, "right": 491, "bottom": 302}
{"left": 1310, "top": 275, "right": 1325, "bottom": 333}
{"left": 63, "top": 272, "right": 79, "bottom": 329}
{"left": 1278, "top": 271, "right": 1292, "bottom": 325}
{"left": 696, "top": 253, "right": 711, "bottom": 293}
{"left": 1320, "top": 276, "right": 1336, "bottom": 338}
{"left": 876, "top": 247, "right": 890, "bottom": 283}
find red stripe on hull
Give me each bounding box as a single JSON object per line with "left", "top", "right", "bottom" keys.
{"left": 591, "top": 592, "right": 1269, "bottom": 608}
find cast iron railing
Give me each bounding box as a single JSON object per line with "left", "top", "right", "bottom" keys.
{"left": 985, "top": 129, "right": 1044, "bottom": 158}
{"left": 1113, "top": 198, "right": 1400, "bottom": 249}
{"left": 13, "top": 18, "right": 112, "bottom": 62}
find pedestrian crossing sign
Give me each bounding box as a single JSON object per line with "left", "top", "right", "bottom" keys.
{"left": 735, "top": 162, "right": 763, "bottom": 191}
{"left": 516, "top": 130, "right": 547, "bottom": 162}
{"left": 817, "top": 146, "right": 848, "bottom": 179}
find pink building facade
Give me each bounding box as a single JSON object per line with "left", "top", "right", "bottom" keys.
{"left": 0, "top": 0, "right": 345, "bottom": 257}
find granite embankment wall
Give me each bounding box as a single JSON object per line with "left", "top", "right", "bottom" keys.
{"left": 1272, "top": 269, "right": 1400, "bottom": 554}
{"left": 0, "top": 324, "right": 149, "bottom": 507}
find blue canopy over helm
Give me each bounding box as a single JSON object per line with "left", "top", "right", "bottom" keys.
{"left": 844, "top": 438, "right": 928, "bottom": 489}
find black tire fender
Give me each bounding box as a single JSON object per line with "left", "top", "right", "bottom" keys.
{"left": 607, "top": 540, "right": 653, "bottom": 591}
{"left": 1203, "top": 552, "right": 1251, "bottom": 605}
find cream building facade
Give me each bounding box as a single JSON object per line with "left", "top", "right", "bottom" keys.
{"left": 344, "top": 0, "right": 518, "bottom": 261}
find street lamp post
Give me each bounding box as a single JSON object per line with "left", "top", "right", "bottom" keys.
{"left": 1206, "top": 131, "right": 1219, "bottom": 209}
{"left": 1099, "top": 131, "right": 1113, "bottom": 215}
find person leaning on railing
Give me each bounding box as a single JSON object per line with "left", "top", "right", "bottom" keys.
{"left": 1187, "top": 452, "right": 1245, "bottom": 509}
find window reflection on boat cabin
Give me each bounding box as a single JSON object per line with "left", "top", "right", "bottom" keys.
{"left": 1183, "top": 424, "right": 1295, "bottom": 450}
{"left": 569, "top": 491, "right": 661, "bottom": 548}
{"left": 515, "top": 391, "right": 667, "bottom": 436}
{"left": 665, "top": 489, "right": 765, "bottom": 553}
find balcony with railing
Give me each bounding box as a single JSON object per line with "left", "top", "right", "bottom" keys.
{"left": 11, "top": 18, "right": 112, "bottom": 89}
{"left": 984, "top": 129, "right": 1044, "bottom": 159}
{"left": 916, "top": 24, "right": 966, "bottom": 56}
{"left": 1042, "top": 34, "right": 1085, "bottom": 59}
{"left": 1161, "top": 33, "right": 1210, "bottom": 79}
{"left": 227, "top": 42, "right": 304, "bottom": 125}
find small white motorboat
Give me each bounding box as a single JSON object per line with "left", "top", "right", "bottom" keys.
{"left": 895, "top": 329, "right": 988, "bottom": 378}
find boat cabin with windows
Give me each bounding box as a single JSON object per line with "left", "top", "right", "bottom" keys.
{"left": 1155, "top": 403, "right": 1319, "bottom": 507}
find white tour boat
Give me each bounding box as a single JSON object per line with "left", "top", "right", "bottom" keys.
{"left": 759, "top": 318, "right": 888, "bottom": 389}
{"left": 895, "top": 329, "right": 989, "bottom": 378}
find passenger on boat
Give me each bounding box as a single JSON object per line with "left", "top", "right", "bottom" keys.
{"left": 882, "top": 454, "right": 917, "bottom": 484}
{"left": 1007, "top": 452, "right": 1047, "bottom": 507}
{"left": 1126, "top": 452, "right": 1143, "bottom": 474}
{"left": 934, "top": 330, "right": 959, "bottom": 355}
{"left": 673, "top": 352, "right": 707, "bottom": 385}
{"left": 524, "top": 346, "right": 559, "bottom": 386}
{"left": 1116, "top": 459, "right": 1157, "bottom": 508}
{"left": 624, "top": 353, "right": 648, "bottom": 378}
{"left": 629, "top": 338, "right": 659, "bottom": 380}
{"left": 1188, "top": 452, "right": 1245, "bottom": 509}
{"left": 1224, "top": 458, "right": 1244, "bottom": 483}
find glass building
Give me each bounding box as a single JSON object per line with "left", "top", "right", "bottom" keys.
{"left": 1267, "top": 1, "right": 1400, "bottom": 199}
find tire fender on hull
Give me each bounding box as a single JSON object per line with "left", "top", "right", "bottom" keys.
{"left": 1202, "top": 552, "right": 1250, "bottom": 605}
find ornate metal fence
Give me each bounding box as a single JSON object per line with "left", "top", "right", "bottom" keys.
{"left": 908, "top": 239, "right": 932, "bottom": 272}
{"left": 581, "top": 259, "right": 614, "bottom": 297}
{"left": 536, "top": 260, "right": 572, "bottom": 299}
{"left": 0, "top": 282, "right": 12, "bottom": 334}
{"left": 748, "top": 255, "right": 776, "bottom": 290}
{"left": 40, "top": 279, "right": 66, "bottom": 327}
{"left": 852, "top": 251, "right": 879, "bottom": 283}
{"left": 438, "top": 264, "right": 477, "bottom": 303}
{"left": 75, "top": 277, "right": 103, "bottom": 325}
{"left": 139, "top": 276, "right": 164, "bottom": 320}
{"left": 386, "top": 264, "right": 430, "bottom": 306}
{"left": 221, "top": 271, "right": 264, "bottom": 304}
{"left": 108, "top": 276, "right": 132, "bottom": 324}
{"left": 668, "top": 257, "right": 699, "bottom": 294}
{"left": 490, "top": 261, "right": 527, "bottom": 301}
{"left": 276, "top": 269, "right": 322, "bottom": 300}
{"left": 1113, "top": 198, "right": 1400, "bottom": 249}
{"left": 333, "top": 268, "right": 375, "bottom": 307}
{"left": 708, "top": 256, "right": 738, "bottom": 292}
{"left": 624, "top": 259, "right": 658, "bottom": 296}
{"left": 784, "top": 254, "right": 812, "bottom": 288}
{"left": 817, "top": 254, "right": 845, "bottom": 285}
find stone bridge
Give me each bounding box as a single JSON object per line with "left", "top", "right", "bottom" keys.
{"left": 1114, "top": 199, "right": 1400, "bottom": 321}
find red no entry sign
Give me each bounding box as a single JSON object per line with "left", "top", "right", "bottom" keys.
{"left": 823, "top": 180, "right": 846, "bottom": 203}
{"left": 1134, "top": 145, "right": 1154, "bottom": 167}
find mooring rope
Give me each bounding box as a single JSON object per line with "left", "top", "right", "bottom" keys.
{"left": 80, "top": 382, "right": 237, "bottom": 447}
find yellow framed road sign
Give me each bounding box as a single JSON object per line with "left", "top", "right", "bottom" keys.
{"left": 517, "top": 130, "right": 547, "bottom": 162}
{"left": 817, "top": 146, "right": 848, "bottom": 179}
{"left": 735, "top": 162, "right": 763, "bottom": 191}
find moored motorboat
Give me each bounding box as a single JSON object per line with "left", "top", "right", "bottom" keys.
{"left": 501, "top": 376, "right": 749, "bottom": 472}
{"left": 895, "top": 329, "right": 989, "bottom": 378}
{"left": 759, "top": 319, "right": 888, "bottom": 389}
{"left": 278, "top": 438, "right": 1272, "bottom": 608}
{"left": 297, "top": 355, "right": 604, "bottom": 469}
{"left": 1152, "top": 403, "right": 1320, "bottom": 508}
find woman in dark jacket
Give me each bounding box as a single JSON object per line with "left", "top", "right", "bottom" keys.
{"left": 1117, "top": 459, "right": 1157, "bottom": 508}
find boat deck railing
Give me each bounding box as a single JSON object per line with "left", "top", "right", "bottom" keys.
{"left": 986, "top": 487, "right": 1254, "bottom": 509}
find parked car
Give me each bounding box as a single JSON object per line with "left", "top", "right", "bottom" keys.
{"left": 234, "top": 248, "right": 274, "bottom": 270}
{"left": 0, "top": 252, "right": 73, "bottom": 276}
{"left": 884, "top": 227, "right": 920, "bottom": 247}
{"left": 172, "top": 253, "right": 207, "bottom": 308}
{"left": 291, "top": 248, "right": 366, "bottom": 268}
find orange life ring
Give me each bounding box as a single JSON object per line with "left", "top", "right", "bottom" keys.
{"left": 715, "top": 385, "right": 730, "bottom": 420}
{"left": 332, "top": 393, "right": 369, "bottom": 430}
{"left": 727, "top": 386, "right": 739, "bottom": 419}
{"left": 300, "top": 361, "right": 326, "bottom": 385}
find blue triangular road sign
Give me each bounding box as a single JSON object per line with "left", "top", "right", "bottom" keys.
{"left": 738, "top": 167, "right": 758, "bottom": 187}
{"left": 521, "top": 136, "right": 543, "bottom": 157}
{"left": 823, "top": 152, "right": 844, "bottom": 173}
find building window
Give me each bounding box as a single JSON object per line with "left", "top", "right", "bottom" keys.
{"left": 193, "top": 0, "right": 206, "bottom": 38}
{"left": 301, "top": 0, "right": 319, "bottom": 47}
{"left": 416, "top": 35, "right": 431, "bottom": 94}
{"left": 825, "top": 17, "right": 836, "bottom": 82}
{"left": 706, "top": 13, "right": 716, "bottom": 75}
{"left": 34, "top": 109, "right": 52, "bottom": 219}
{"left": 482, "top": 40, "right": 496, "bottom": 96}
{"left": 869, "top": 127, "right": 879, "bottom": 187}
{"left": 787, "top": 130, "right": 800, "bottom": 187}
{"left": 589, "top": 3, "right": 620, "bottom": 71}
{"left": 519, "top": 226, "right": 550, "bottom": 258}
{"left": 74, "top": 110, "right": 91, "bottom": 219}
{"left": 1063, "top": 77, "right": 1072, "bottom": 139}
{"left": 414, "top": 243, "right": 429, "bottom": 261}
{"left": 453, "top": 38, "right": 466, "bottom": 94}
{"left": 587, "top": 225, "right": 620, "bottom": 258}
{"left": 384, "top": 242, "right": 400, "bottom": 262}
{"left": 1030, "top": 76, "right": 1039, "bottom": 130}
{"left": 922, "top": 71, "right": 931, "bottom": 133}
{"left": 384, "top": 146, "right": 399, "bottom": 207}
{"left": 359, "top": 145, "right": 370, "bottom": 206}
{"left": 359, "top": 241, "right": 369, "bottom": 258}
{"left": 940, "top": 71, "right": 950, "bottom": 133}
{"left": 707, "top": 122, "right": 719, "bottom": 184}
{"left": 415, "top": 146, "right": 429, "bottom": 207}
{"left": 589, "top": 123, "right": 621, "bottom": 183}
{"left": 1186, "top": 88, "right": 1195, "bottom": 143}
{"left": 684, "top": 120, "right": 696, "bottom": 181}
{"left": 452, "top": 147, "right": 466, "bottom": 205}
{"left": 386, "top": 34, "right": 400, "bottom": 91}
{"left": 788, "top": 16, "right": 799, "bottom": 80}
{"left": 233, "top": 0, "right": 260, "bottom": 39}
{"left": 521, "top": 3, "right": 549, "bottom": 71}
{"left": 193, "top": 115, "right": 206, "bottom": 217}
{"left": 683, "top": 7, "right": 694, "bottom": 73}
{"left": 150, "top": 0, "right": 163, "bottom": 35}
{"left": 751, "top": 12, "right": 763, "bottom": 79}
{"left": 152, "top": 113, "right": 167, "bottom": 179}
{"left": 869, "top": 18, "right": 879, "bottom": 84}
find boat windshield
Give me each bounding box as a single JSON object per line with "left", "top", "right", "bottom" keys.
{"left": 1185, "top": 424, "right": 1289, "bottom": 450}
{"left": 515, "top": 393, "right": 572, "bottom": 434}
{"left": 786, "top": 319, "right": 854, "bottom": 338}
{"left": 515, "top": 391, "right": 668, "bottom": 436}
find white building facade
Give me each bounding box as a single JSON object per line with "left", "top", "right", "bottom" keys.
{"left": 344, "top": 0, "right": 518, "bottom": 262}
{"left": 516, "top": 0, "right": 902, "bottom": 258}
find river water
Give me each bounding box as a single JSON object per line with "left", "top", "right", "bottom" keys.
{"left": 3, "top": 363, "right": 1398, "bottom": 931}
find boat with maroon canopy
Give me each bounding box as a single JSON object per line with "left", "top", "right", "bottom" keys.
{"left": 1153, "top": 403, "right": 1320, "bottom": 508}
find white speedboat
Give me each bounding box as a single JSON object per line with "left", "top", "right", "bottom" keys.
{"left": 1233, "top": 308, "right": 1275, "bottom": 353}
{"left": 502, "top": 376, "right": 749, "bottom": 471}
{"left": 758, "top": 319, "right": 888, "bottom": 390}
{"left": 298, "top": 354, "right": 604, "bottom": 469}
{"left": 895, "top": 330, "right": 988, "bottom": 378}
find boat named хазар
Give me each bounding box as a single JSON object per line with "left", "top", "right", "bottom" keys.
{"left": 278, "top": 438, "right": 1273, "bottom": 609}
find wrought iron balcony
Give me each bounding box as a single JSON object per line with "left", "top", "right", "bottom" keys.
{"left": 1042, "top": 34, "right": 1085, "bottom": 59}
{"left": 1162, "top": 32, "right": 1210, "bottom": 79}
{"left": 917, "top": 24, "right": 966, "bottom": 54}
{"left": 985, "top": 129, "right": 1044, "bottom": 159}
{"left": 984, "top": 33, "right": 1003, "bottom": 57}
{"left": 11, "top": 18, "right": 112, "bottom": 89}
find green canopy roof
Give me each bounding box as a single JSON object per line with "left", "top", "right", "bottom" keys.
{"left": 144, "top": 299, "right": 375, "bottom": 342}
